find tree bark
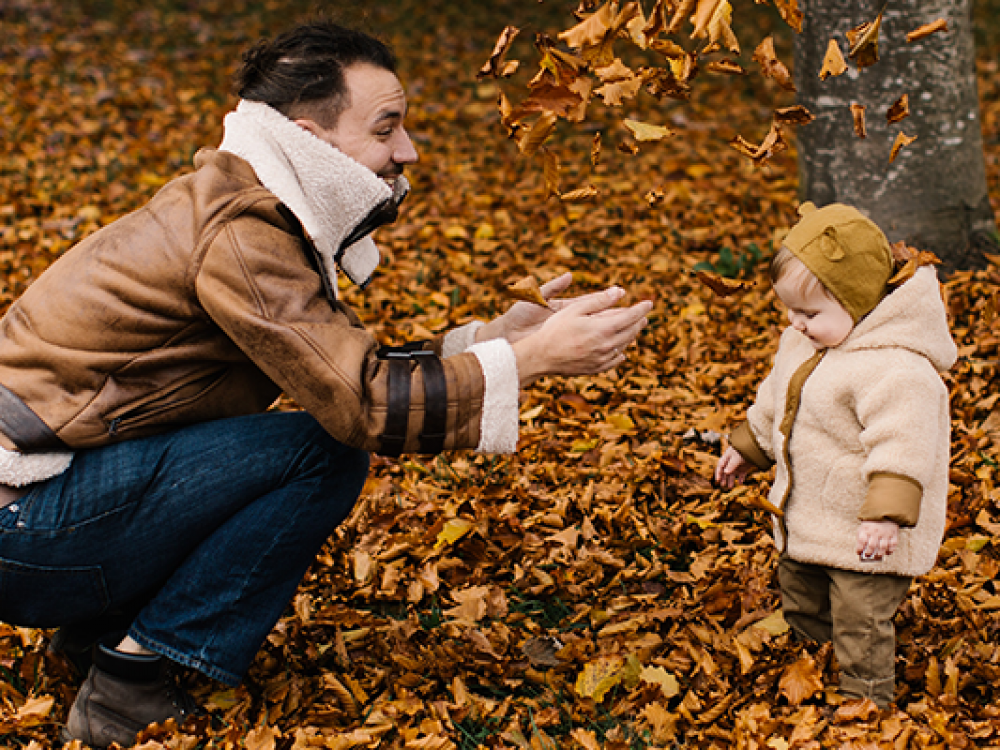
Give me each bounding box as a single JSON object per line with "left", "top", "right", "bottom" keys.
{"left": 793, "top": 0, "right": 997, "bottom": 271}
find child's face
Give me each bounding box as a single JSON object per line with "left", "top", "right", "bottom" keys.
{"left": 774, "top": 272, "right": 854, "bottom": 349}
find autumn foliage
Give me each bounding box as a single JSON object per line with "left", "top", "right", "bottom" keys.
{"left": 2, "top": 0, "right": 1000, "bottom": 749}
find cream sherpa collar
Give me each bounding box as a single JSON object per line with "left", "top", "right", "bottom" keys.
{"left": 219, "top": 99, "right": 409, "bottom": 292}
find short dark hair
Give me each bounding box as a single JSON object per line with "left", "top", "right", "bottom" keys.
{"left": 234, "top": 21, "right": 397, "bottom": 127}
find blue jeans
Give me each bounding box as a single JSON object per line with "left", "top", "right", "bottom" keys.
{"left": 0, "top": 412, "right": 368, "bottom": 685}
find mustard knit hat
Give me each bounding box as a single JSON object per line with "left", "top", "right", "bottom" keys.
{"left": 783, "top": 202, "right": 894, "bottom": 322}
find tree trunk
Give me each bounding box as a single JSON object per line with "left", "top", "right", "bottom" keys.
{"left": 793, "top": 0, "right": 997, "bottom": 271}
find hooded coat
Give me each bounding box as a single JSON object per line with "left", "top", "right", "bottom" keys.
{"left": 730, "top": 267, "right": 956, "bottom": 576}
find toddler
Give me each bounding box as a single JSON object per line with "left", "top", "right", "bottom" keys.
{"left": 715, "top": 202, "right": 956, "bottom": 707}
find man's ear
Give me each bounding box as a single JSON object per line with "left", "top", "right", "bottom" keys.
{"left": 294, "top": 118, "right": 326, "bottom": 140}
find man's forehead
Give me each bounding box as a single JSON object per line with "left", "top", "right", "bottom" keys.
{"left": 343, "top": 64, "right": 406, "bottom": 118}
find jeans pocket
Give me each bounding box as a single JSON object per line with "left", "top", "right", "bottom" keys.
{"left": 0, "top": 556, "right": 110, "bottom": 627}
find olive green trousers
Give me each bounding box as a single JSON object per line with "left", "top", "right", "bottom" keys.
{"left": 778, "top": 555, "right": 913, "bottom": 707}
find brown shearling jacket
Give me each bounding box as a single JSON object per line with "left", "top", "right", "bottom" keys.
{"left": 0, "top": 149, "right": 485, "bottom": 454}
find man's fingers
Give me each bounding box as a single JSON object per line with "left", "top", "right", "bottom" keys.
{"left": 540, "top": 272, "right": 573, "bottom": 299}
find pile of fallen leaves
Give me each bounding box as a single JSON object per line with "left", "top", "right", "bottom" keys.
{"left": 2, "top": 0, "right": 999, "bottom": 748}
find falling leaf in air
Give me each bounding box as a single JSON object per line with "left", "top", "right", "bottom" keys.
{"left": 591, "top": 131, "right": 602, "bottom": 165}
{"left": 642, "top": 0, "right": 670, "bottom": 39}
{"left": 478, "top": 25, "right": 520, "bottom": 79}
{"left": 850, "top": 103, "right": 867, "bottom": 138}
{"left": 542, "top": 147, "right": 561, "bottom": 198}
{"left": 889, "top": 131, "right": 917, "bottom": 163}
{"left": 819, "top": 39, "right": 848, "bottom": 80}
{"left": 518, "top": 111, "right": 558, "bottom": 156}
{"left": 507, "top": 276, "right": 552, "bottom": 308}
{"left": 907, "top": 18, "right": 948, "bottom": 42}
{"left": 887, "top": 93, "right": 910, "bottom": 124}
{"left": 846, "top": 9, "right": 884, "bottom": 69}
{"left": 778, "top": 654, "right": 824, "bottom": 705}
{"left": 623, "top": 118, "right": 675, "bottom": 142}
{"left": 773, "top": 0, "right": 803, "bottom": 32}
{"left": 706, "top": 59, "right": 747, "bottom": 76}
{"left": 695, "top": 270, "right": 753, "bottom": 298}
{"left": 691, "top": 0, "right": 739, "bottom": 55}
{"left": 775, "top": 105, "right": 815, "bottom": 126}
{"left": 889, "top": 240, "right": 942, "bottom": 284}
{"left": 560, "top": 185, "right": 600, "bottom": 202}
{"left": 729, "top": 121, "right": 788, "bottom": 166}
{"left": 753, "top": 36, "right": 796, "bottom": 91}
{"left": 667, "top": 0, "right": 697, "bottom": 34}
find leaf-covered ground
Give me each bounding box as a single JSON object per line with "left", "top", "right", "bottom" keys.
{"left": 2, "top": 1, "right": 1000, "bottom": 748}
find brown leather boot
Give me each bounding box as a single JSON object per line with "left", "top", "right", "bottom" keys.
{"left": 63, "top": 643, "right": 198, "bottom": 748}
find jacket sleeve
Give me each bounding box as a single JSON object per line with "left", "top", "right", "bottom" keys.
{"left": 195, "top": 211, "right": 494, "bottom": 455}
{"left": 855, "top": 355, "right": 947, "bottom": 525}
{"left": 738, "top": 340, "right": 788, "bottom": 467}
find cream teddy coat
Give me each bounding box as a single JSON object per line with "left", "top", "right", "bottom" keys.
{"left": 738, "top": 267, "right": 956, "bottom": 576}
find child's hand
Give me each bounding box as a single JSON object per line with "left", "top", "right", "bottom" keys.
{"left": 856, "top": 520, "right": 899, "bottom": 562}
{"left": 715, "top": 446, "right": 752, "bottom": 489}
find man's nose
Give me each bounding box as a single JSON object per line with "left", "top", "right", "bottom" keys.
{"left": 395, "top": 128, "right": 418, "bottom": 164}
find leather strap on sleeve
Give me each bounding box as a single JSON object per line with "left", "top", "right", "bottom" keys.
{"left": 380, "top": 353, "right": 411, "bottom": 457}
{"left": 413, "top": 351, "right": 447, "bottom": 455}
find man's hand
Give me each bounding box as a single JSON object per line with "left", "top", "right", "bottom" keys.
{"left": 856, "top": 520, "right": 899, "bottom": 562}
{"left": 507, "top": 284, "right": 652, "bottom": 388}
{"left": 715, "top": 446, "right": 752, "bottom": 489}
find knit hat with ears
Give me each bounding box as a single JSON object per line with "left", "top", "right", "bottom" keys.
{"left": 782, "top": 201, "right": 894, "bottom": 323}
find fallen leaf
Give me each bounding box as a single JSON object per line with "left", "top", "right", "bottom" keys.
{"left": 575, "top": 657, "right": 624, "bottom": 702}
{"left": 779, "top": 655, "right": 824, "bottom": 705}
{"left": 434, "top": 517, "right": 476, "bottom": 549}
{"left": 521, "top": 635, "right": 564, "bottom": 667}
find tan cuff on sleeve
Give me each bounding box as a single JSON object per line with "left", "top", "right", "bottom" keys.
{"left": 858, "top": 473, "right": 923, "bottom": 527}
{"left": 729, "top": 421, "right": 774, "bottom": 472}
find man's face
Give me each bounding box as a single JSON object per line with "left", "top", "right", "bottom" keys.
{"left": 297, "top": 63, "right": 418, "bottom": 185}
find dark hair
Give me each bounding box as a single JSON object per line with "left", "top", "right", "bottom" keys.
{"left": 234, "top": 20, "right": 397, "bottom": 127}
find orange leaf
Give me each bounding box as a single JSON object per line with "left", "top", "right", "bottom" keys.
{"left": 729, "top": 121, "right": 788, "bottom": 166}
{"left": 850, "top": 103, "right": 867, "bottom": 138}
{"left": 889, "top": 131, "right": 917, "bottom": 163}
{"left": 779, "top": 655, "right": 824, "bottom": 705}
{"left": 508, "top": 276, "right": 552, "bottom": 308}
{"left": 907, "top": 18, "right": 948, "bottom": 43}
{"left": 819, "top": 39, "right": 848, "bottom": 80}
{"left": 695, "top": 270, "right": 752, "bottom": 298}
{"left": 753, "top": 36, "right": 796, "bottom": 92}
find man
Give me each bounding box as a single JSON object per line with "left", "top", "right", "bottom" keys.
{"left": 0, "top": 21, "right": 651, "bottom": 747}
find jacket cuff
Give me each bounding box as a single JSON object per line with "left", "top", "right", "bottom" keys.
{"left": 467, "top": 338, "right": 518, "bottom": 454}
{"left": 858, "top": 473, "right": 922, "bottom": 527}
{"left": 441, "top": 321, "right": 485, "bottom": 359}
{"left": 729, "top": 421, "right": 774, "bottom": 471}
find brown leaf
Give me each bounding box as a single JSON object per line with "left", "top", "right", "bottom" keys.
{"left": 779, "top": 655, "right": 824, "bottom": 705}
{"left": 889, "top": 131, "right": 917, "bottom": 163}
{"left": 887, "top": 93, "right": 909, "bottom": 124}
{"left": 846, "top": 10, "right": 884, "bottom": 69}
{"left": 907, "top": 18, "right": 948, "bottom": 43}
{"left": 560, "top": 185, "right": 600, "bottom": 203}
{"left": 518, "top": 111, "right": 558, "bottom": 156}
{"left": 753, "top": 36, "right": 795, "bottom": 91}
{"left": 667, "top": 0, "right": 697, "bottom": 34}
{"left": 819, "top": 39, "right": 848, "bottom": 80}
{"left": 591, "top": 131, "right": 602, "bottom": 166}
{"left": 508, "top": 276, "right": 552, "bottom": 309}
{"left": 775, "top": 105, "right": 815, "bottom": 126}
{"left": 521, "top": 635, "right": 564, "bottom": 667}
{"left": 695, "top": 270, "right": 752, "bottom": 298}
{"left": 833, "top": 698, "right": 879, "bottom": 722}
{"left": 478, "top": 25, "right": 520, "bottom": 79}
{"left": 729, "top": 121, "right": 788, "bottom": 166}
{"left": 706, "top": 59, "right": 747, "bottom": 76}
{"left": 774, "top": 0, "right": 803, "bottom": 32}
{"left": 851, "top": 103, "right": 867, "bottom": 138}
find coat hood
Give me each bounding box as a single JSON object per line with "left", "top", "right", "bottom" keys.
{"left": 837, "top": 266, "right": 957, "bottom": 373}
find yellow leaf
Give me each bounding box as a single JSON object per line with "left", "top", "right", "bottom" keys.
{"left": 819, "top": 39, "right": 847, "bottom": 80}
{"left": 575, "top": 657, "right": 623, "bottom": 702}
{"left": 16, "top": 695, "right": 54, "bottom": 720}
{"left": 623, "top": 118, "right": 675, "bottom": 142}
{"left": 434, "top": 518, "right": 475, "bottom": 550}
{"left": 571, "top": 438, "right": 599, "bottom": 453}
{"left": 752, "top": 611, "right": 790, "bottom": 636}
{"left": 640, "top": 665, "right": 681, "bottom": 698}
{"left": 607, "top": 413, "right": 635, "bottom": 431}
